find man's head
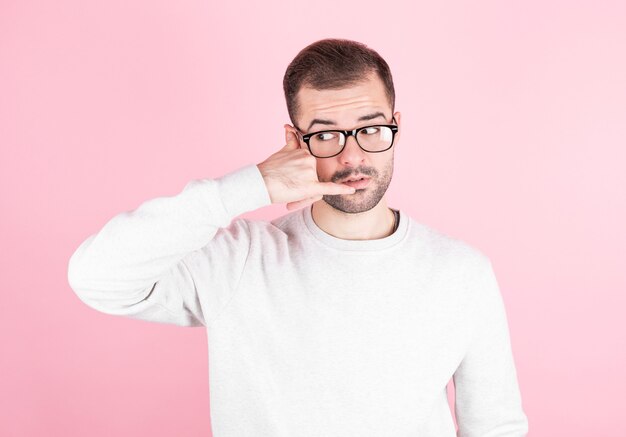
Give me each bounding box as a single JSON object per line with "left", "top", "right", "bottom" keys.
{"left": 282, "top": 38, "right": 401, "bottom": 214}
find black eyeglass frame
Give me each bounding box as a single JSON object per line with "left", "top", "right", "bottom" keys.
{"left": 296, "top": 116, "right": 399, "bottom": 158}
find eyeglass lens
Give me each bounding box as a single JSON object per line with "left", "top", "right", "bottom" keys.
{"left": 309, "top": 126, "right": 394, "bottom": 158}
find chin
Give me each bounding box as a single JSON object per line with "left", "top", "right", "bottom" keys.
{"left": 322, "top": 193, "right": 381, "bottom": 214}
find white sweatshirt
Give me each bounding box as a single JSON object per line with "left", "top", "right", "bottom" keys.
{"left": 67, "top": 163, "right": 528, "bottom": 436}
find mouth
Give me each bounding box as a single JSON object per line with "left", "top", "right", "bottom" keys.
{"left": 340, "top": 176, "right": 371, "bottom": 190}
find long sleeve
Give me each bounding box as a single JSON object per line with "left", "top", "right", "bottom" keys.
{"left": 67, "top": 163, "right": 272, "bottom": 327}
{"left": 453, "top": 258, "right": 529, "bottom": 436}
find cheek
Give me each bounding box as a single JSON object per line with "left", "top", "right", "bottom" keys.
{"left": 315, "top": 162, "right": 334, "bottom": 181}
{"left": 373, "top": 156, "right": 393, "bottom": 178}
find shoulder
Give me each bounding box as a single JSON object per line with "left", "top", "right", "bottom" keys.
{"left": 401, "top": 215, "right": 494, "bottom": 293}
{"left": 408, "top": 217, "right": 490, "bottom": 266}
{"left": 222, "top": 208, "right": 301, "bottom": 248}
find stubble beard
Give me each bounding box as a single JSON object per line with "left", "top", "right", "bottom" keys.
{"left": 321, "top": 155, "right": 394, "bottom": 214}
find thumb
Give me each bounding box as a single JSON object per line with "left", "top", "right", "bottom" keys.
{"left": 283, "top": 126, "right": 300, "bottom": 150}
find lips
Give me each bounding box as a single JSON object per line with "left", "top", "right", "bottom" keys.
{"left": 341, "top": 176, "right": 371, "bottom": 189}
{"left": 341, "top": 175, "right": 369, "bottom": 183}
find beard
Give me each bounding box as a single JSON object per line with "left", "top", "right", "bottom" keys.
{"left": 320, "top": 154, "right": 394, "bottom": 214}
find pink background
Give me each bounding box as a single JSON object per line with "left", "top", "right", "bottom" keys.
{"left": 2, "top": 1, "right": 625, "bottom": 435}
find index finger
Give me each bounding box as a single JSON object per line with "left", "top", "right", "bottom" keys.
{"left": 312, "top": 181, "right": 357, "bottom": 196}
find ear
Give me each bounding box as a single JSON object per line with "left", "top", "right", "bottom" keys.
{"left": 393, "top": 111, "right": 401, "bottom": 143}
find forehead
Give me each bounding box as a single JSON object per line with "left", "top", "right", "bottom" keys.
{"left": 296, "top": 73, "right": 391, "bottom": 130}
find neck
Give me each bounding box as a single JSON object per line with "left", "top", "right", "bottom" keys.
{"left": 310, "top": 199, "right": 396, "bottom": 241}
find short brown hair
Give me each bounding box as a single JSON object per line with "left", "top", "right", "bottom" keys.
{"left": 283, "top": 38, "right": 395, "bottom": 127}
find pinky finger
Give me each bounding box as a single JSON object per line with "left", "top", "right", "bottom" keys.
{"left": 286, "top": 195, "right": 323, "bottom": 211}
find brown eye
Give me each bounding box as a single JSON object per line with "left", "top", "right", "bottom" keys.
{"left": 316, "top": 132, "right": 339, "bottom": 141}
{"left": 361, "top": 127, "right": 380, "bottom": 135}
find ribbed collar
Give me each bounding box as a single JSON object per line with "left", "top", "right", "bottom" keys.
{"left": 301, "top": 204, "right": 410, "bottom": 252}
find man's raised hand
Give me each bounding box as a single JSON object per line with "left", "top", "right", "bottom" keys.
{"left": 257, "top": 128, "right": 356, "bottom": 211}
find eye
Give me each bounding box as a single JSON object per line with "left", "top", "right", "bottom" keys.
{"left": 315, "top": 132, "right": 338, "bottom": 141}
{"left": 361, "top": 127, "right": 380, "bottom": 135}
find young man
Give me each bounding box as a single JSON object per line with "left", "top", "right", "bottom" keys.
{"left": 68, "top": 39, "right": 528, "bottom": 436}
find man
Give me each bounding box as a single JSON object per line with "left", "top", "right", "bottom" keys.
{"left": 68, "top": 38, "right": 528, "bottom": 436}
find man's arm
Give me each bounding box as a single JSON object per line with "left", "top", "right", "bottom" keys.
{"left": 453, "top": 258, "right": 529, "bottom": 436}
{"left": 67, "top": 164, "right": 271, "bottom": 326}
{"left": 67, "top": 131, "right": 355, "bottom": 327}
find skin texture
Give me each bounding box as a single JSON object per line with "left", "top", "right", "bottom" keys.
{"left": 285, "top": 72, "right": 402, "bottom": 241}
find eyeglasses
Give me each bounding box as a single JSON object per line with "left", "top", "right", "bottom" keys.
{"left": 296, "top": 116, "right": 399, "bottom": 158}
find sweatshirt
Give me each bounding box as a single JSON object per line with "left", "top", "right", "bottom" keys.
{"left": 67, "top": 163, "right": 529, "bottom": 437}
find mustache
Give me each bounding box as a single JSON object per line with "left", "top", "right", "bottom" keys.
{"left": 332, "top": 167, "right": 376, "bottom": 182}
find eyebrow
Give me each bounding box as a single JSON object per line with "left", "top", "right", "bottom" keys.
{"left": 306, "top": 111, "right": 387, "bottom": 131}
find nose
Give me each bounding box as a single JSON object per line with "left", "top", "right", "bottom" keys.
{"left": 338, "top": 134, "right": 367, "bottom": 167}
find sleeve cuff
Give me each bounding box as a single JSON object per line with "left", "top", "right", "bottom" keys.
{"left": 216, "top": 164, "right": 272, "bottom": 219}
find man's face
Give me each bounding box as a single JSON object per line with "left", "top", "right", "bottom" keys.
{"left": 289, "top": 72, "right": 401, "bottom": 214}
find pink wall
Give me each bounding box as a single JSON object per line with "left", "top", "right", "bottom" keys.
{"left": 2, "top": 1, "right": 625, "bottom": 435}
